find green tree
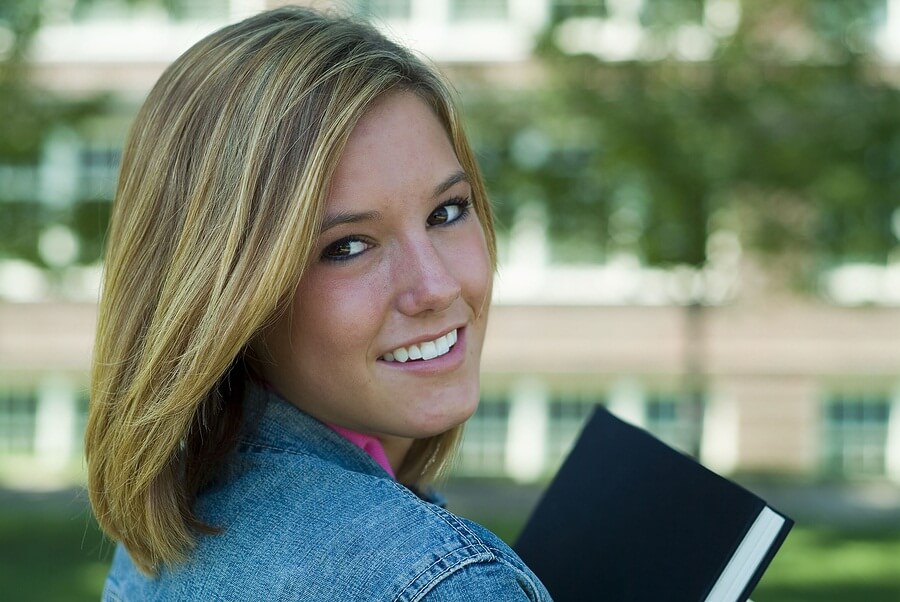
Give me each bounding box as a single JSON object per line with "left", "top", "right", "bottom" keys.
{"left": 460, "top": 0, "right": 900, "bottom": 440}
{"left": 0, "top": 1, "right": 109, "bottom": 268}
{"left": 465, "top": 0, "right": 900, "bottom": 284}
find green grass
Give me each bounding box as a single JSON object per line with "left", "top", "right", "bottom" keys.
{"left": 1, "top": 503, "right": 898, "bottom": 602}
{"left": 751, "top": 526, "right": 900, "bottom": 602}
{"left": 476, "top": 514, "right": 900, "bottom": 602}
{"left": 0, "top": 505, "right": 114, "bottom": 602}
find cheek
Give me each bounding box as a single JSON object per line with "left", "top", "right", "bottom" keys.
{"left": 293, "top": 270, "right": 387, "bottom": 360}
{"left": 456, "top": 229, "right": 493, "bottom": 314}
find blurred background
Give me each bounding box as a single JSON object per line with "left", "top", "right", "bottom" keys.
{"left": 2, "top": 0, "right": 900, "bottom": 600}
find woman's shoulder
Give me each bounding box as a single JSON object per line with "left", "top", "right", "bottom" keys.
{"left": 204, "top": 457, "right": 548, "bottom": 600}
{"left": 104, "top": 456, "right": 549, "bottom": 601}
{"left": 416, "top": 511, "right": 552, "bottom": 601}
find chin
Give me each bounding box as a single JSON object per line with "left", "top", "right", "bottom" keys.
{"left": 409, "top": 392, "right": 480, "bottom": 439}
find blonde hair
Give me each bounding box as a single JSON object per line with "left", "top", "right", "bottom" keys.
{"left": 85, "top": 6, "right": 496, "bottom": 576}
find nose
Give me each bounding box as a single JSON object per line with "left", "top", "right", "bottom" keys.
{"left": 395, "top": 237, "right": 461, "bottom": 316}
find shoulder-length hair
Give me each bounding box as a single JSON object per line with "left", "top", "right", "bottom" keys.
{"left": 85, "top": 5, "right": 496, "bottom": 576}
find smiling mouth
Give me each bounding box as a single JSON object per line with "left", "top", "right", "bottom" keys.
{"left": 380, "top": 329, "right": 458, "bottom": 363}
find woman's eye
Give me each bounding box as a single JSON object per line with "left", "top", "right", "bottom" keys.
{"left": 428, "top": 197, "right": 471, "bottom": 227}
{"left": 322, "top": 237, "right": 369, "bottom": 261}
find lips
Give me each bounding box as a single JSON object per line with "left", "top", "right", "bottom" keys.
{"left": 381, "top": 328, "right": 458, "bottom": 363}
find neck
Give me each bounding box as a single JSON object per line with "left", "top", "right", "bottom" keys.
{"left": 378, "top": 435, "right": 414, "bottom": 475}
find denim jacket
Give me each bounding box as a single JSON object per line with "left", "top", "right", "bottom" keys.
{"left": 102, "top": 382, "right": 552, "bottom": 601}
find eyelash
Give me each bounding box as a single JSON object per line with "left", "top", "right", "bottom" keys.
{"left": 321, "top": 196, "right": 473, "bottom": 262}
{"left": 321, "top": 236, "right": 371, "bottom": 262}
{"left": 429, "top": 196, "right": 472, "bottom": 227}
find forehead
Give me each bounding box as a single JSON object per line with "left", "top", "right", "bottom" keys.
{"left": 326, "top": 91, "right": 463, "bottom": 210}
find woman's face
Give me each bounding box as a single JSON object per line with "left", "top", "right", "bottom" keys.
{"left": 260, "top": 91, "right": 492, "bottom": 454}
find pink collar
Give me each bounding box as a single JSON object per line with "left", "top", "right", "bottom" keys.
{"left": 253, "top": 378, "right": 396, "bottom": 478}
{"left": 326, "top": 422, "right": 396, "bottom": 479}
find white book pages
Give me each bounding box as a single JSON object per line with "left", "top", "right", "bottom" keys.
{"left": 704, "top": 506, "right": 786, "bottom": 602}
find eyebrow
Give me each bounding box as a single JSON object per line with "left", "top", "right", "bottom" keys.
{"left": 318, "top": 209, "right": 382, "bottom": 234}
{"left": 431, "top": 170, "right": 469, "bottom": 199}
{"left": 318, "top": 170, "right": 470, "bottom": 234}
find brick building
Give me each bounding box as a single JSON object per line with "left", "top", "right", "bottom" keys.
{"left": 2, "top": 0, "right": 900, "bottom": 487}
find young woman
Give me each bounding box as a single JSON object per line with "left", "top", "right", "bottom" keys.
{"left": 85, "top": 6, "right": 551, "bottom": 600}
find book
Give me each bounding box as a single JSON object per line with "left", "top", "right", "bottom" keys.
{"left": 514, "top": 405, "right": 793, "bottom": 602}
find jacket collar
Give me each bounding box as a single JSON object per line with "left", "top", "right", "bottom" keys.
{"left": 239, "top": 379, "right": 393, "bottom": 481}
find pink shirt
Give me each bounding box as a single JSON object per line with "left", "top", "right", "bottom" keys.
{"left": 326, "top": 423, "right": 396, "bottom": 479}
{"left": 256, "top": 379, "right": 396, "bottom": 478}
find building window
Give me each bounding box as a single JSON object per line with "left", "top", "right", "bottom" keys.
{"left": 75, "top": 391, "right": 91, "bottom": 450}
{"left": 823, "top": 393, "right": 891, "bottom": 477}
{"left": 0, "top": 385, "right": 38, "bottom": 455}
{"left": 456, "top": 394, "right": 510, "bottom": 475}
{"left": 78, "top": 143, "right": 120, "bottom": 201}
{"left": 546, "top": 392, "right": 602, "bottom": 469}
{"left": 450, "top": 0, "right": 508, "bottom": 21}
{"left": 551, "top": 0, "right": 608, "bottom": 22}
{"left": 0, "top": 200, "right": 43, "bottom": 264}
{"left": 645, "top": 392, "right": 703, "bottom": 457}
{"left": 0, "top": 165, "right": 40, "bottom": 203}
{"left": 353, "top": 0, "right": 412, "bottom": 20}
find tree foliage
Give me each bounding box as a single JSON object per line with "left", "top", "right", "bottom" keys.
{"left": 0, "top": 1, "right": 109, "bottom": 268}
{"left": 463, "top": 0, "right": 900, "bottom": 284}
{"left": 1, "top": 1, "right": 50, "bottom": 160}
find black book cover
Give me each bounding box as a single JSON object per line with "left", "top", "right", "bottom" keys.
{"left": 514, "top": 405, "right": 793, "bottom": 602}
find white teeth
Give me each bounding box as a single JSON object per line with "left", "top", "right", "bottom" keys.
{"left": 420, "top": 341, "right": 438, "bottom": 360}
{"left": 382, "top": 328, "right": 458, "bottom": 363}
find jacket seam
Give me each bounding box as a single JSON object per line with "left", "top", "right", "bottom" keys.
{"left": 236, "top": 440, "right": 534, "bottom": 601}
{"left": 386, "top": 479, "right": 491, "bottom": 552}
{"left": 392, "top": 543, "right": 493, "bottom": 602}
{"left": 237, "top": 438, "right": 390, "bottom": 478}
{"left": 236, "top": 440, "right": 319, "bottom": 459}
{"left": 492, "top": 555, "right": 545, "bottom": 600}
